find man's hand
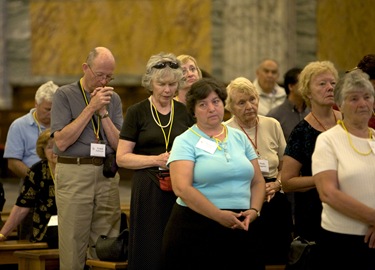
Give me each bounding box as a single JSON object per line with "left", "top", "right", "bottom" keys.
{"left": 90, "top": 86, "right": 114, "bottom": 114}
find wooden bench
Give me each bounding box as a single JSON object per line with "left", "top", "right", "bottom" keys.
{"left": 86, "top": 259, "right": 128, "bottom": 270}
{"left": 0, "top": 240, "right": 48, "bottom": 265}
{"left": 14, "top": 249, "right": 59, "bottom": 270}
{"left": 266, "top": 265, "right": 286, "bottom": 270}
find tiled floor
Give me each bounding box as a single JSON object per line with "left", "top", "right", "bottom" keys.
{"left": 1, "top": 175, "right": 131, "bottom": 213}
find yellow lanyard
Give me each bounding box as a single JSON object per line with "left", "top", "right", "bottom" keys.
{"left": 48, "top": 163, "right": 55, "bottom": 182}
{"left": 32, "top": 110, "right": 42, "bottom": 134}
{"left": 151, "top": 100, "right": 174, "bottom": 152}
{"left": 189, "top": 124, "right": 227, "bottom": 150}
{"left": 79, "top": 79, "right": 101, "bottom": 142}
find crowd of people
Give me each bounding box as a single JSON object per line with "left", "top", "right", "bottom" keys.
{"left": 1, "top": 49, "right": 375, "bottom": 270}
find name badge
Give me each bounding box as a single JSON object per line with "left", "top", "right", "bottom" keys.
{"left": 90, "top": 143, "right": 106, "bottom": 157}
{"left": 258, "top": 158, "right": 269, "bottom": 173}
{"left": 196, "top": 137, "right": 217, "bottom": 154}
{"left": 47, "top": 215, "right": 58, "bottom": 227}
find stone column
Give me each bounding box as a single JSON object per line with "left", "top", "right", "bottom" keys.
{"left": 213, "top": 0, "right": 297, "bottom": 83}
{"left": 0, "top": 0, "right": 11, "bottom": 109}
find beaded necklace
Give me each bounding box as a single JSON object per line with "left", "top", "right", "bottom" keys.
{"left": 338, "top": 120, "right": 373, "bottom": 156}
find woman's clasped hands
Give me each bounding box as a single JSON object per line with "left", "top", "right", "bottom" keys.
{"left": 219, "top": 210, "right": 255, "bottom": 231}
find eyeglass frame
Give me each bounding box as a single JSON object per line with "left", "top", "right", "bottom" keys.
{"left": 87, "top": 64, "right": 115, "bottom": 83}
{"left": 152, "top": 61, "right": 180, "bottom": 69}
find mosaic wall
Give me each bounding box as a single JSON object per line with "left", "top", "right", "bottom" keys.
{"left": 30, "top": 0, "right": 212, "bottom": 77}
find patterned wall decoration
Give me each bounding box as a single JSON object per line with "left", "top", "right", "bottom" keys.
{"left": 317, "top": 0, "right": 375, "bottom": 73}
{"left": 30, "top": 0, "right": 212, "bottom": 76}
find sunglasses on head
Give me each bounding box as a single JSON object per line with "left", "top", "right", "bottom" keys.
{"left": 152, "top": 61, "right": 180, "bottom": 69}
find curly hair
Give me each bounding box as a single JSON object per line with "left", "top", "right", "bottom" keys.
{"left": 298, "top": 61, "right": 338, "bottom": 108}
{"left": 357, "top": 54, "right": 375, "bottom": 80}
{"left": 36, "top": 129, "right": 52, "bottom": 160}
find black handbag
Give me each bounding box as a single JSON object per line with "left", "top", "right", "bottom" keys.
{"left": 103, "top": 153, "right": 119, "bottom": 178}
{"left": 45, "top": 225, "right": 59, "bottom": 248}
{"left": 285, "top": 236, "right": 316, "bottom": 270}
{"left": 95, "top": 212, "right": 129, "bottom": 261}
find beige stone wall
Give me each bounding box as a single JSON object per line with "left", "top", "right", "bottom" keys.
{"left": 317, "top": 0, "right": 375, "bottom": 72}
{"left": 30, "top": 0, "right": 212, "bottom": 76}
{"left": 23, "top": 0, "right": 375, "bottom": 80}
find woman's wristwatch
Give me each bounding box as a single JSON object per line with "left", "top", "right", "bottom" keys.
{"left": 249, "top": 207, "right": 260, "bottom": 217}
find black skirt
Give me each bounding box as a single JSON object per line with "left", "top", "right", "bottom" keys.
{"left": 162, "top": 203, "right": 265, "bottom": 270}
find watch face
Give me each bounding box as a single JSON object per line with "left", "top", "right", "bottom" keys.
{"left": 250, "top": 208, "right": 259, "bottom": 216}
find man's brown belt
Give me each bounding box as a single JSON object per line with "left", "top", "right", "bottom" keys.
{"left": 57, "top": 156, "right": 104, "bottom": 166}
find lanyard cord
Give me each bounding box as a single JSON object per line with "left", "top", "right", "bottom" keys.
{"left": 237, "top": 118, "right": 260, "bottom": 156}
{"left": 79, "top": 79, "right": 101, "bottom": 142}
{"left": 32, "top": 110, "right": 42, "bottom": 134}
{"left": 151, "top": 99, "right": 174, "bottom": 152}
{"left": 189, "top": 124, "right": 227, "bottom": 150}
{"left": 48, "top": 162, "right": 55, "bottom": 182}
{"left": 338, "top": 120, "right": 372, "bottom": 156}
{"left": 311, "top": 110, "right": 337, "bottom": 131}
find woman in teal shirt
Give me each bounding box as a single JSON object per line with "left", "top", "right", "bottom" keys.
{"left": 162, "top": 78, "right": 266, "bottom": 270}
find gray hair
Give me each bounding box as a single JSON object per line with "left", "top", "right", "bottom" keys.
{"left": 141, "top": 52, "right": 184, "bottom": 94}
{"left": 225, "top": 77, "right": 258, "bottom": 113}
{"left": 334, "top": 69, "right": 374, "bottom": 107}
{"left": 35, "top": 81, "right": 58, "bottom": 104}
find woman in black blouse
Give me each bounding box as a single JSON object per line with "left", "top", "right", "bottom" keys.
{"left": 281, "top": 61, "right": 342, "bottom": 242}
{"left": 116, "top": 52, "right": 194, "bottom": 270}
{"left": 0, "top": 129, "right": 57, "bottom": 247}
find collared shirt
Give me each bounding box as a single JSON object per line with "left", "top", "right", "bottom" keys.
{"left": 267, "top": 99, "right": 310, "bottom": 141}
{"left": 3, "top": 108, "right": 45, "bottom": 167}
{"left": 253, "top": 79, "right": 286, "bottom": 116}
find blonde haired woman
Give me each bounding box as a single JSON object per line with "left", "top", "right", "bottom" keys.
{"left": 0, "top": 129, "right": 58, "bottom": 247}
{"left": 281, "top": 61, "right": 342, "bottom": 243}
{"left": 174, "top": 54, "right": 202, "bottom": 104}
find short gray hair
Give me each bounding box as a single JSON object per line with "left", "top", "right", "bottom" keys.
{"left": 141, "top": 52, "right": 184, "bottom": 94}
{"left": 35, "top": 81, "right": 58, "bottom": 104}
{"left": 334, "top": 69, "right": 374, "bottom": 107}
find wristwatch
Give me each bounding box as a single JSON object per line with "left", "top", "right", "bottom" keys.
{"left": 249, "top": 207, "right": 260, "bottom": 217}
{"left": 100, "top": 111, "right": 109, "bottom": 119}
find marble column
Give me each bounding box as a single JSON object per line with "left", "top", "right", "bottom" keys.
{"left": 0, "top": 0, "right": 12, "bottom": 109}
{"left": 213, "top": 0, "right": 297, "bottom": 83}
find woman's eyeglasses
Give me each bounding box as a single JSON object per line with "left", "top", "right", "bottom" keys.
{"left": 152, "top": 61, "right": 179, "bottom": 69}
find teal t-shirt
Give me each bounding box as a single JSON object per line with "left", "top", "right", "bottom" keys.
{"left": 167, "top": 124, "right": 258, "bottom": 209}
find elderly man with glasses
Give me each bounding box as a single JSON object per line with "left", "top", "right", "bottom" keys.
{"left": 51, "top": 46, "right": 123, "bottom": 270}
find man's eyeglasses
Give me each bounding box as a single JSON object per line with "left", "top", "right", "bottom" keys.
{"left": 152, "top": 61, "right": 180, "bottom": 69}
{"left": 88, "top": 65, "right": 114, "bottom": 83}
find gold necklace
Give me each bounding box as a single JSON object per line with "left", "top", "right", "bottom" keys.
{"left": 211, "top": 125, "right": 225, "bottom": 138}
{"left": 338, "top": 120, "right": 372, "bottom": 156}
{"left": 192, "top": 124, "right": 227, "bottom": 150}
{"left": 311, "top": 110, "right": 337, "bottom": 131}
